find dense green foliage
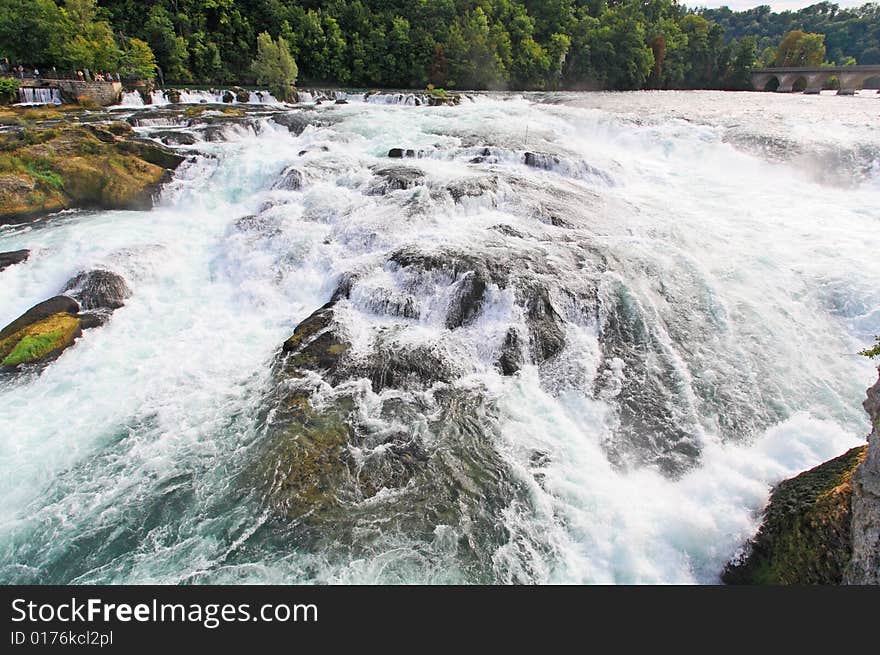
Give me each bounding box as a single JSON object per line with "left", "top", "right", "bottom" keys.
{"left": 0, "top": 1, "right": 877, "bottom": 90}
{"left": 861, "top": 337, "right": 880, "bottom": 359}
{"left": 703, "top": 2, "right": 880, "bottom": 66}
{"left": 0, "top": 0, "right": 157, "bottom": 78}
{"left": 0, "top": 77, "right": 19, "bottom": 103}
{"left": 251, "top": 32, "right": 298, "bottom": 100}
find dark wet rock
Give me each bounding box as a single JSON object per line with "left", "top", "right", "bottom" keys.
{"left": 0, "top": 296, "right": 83, "bottom": 369}
{"left": 388, "top": 247, "right": 511, "bottom": 330}
{"left": 846, "top": 373, "right": 880, "bottom": 584}
{"left": 524, "top": 151, "right": 560, "bottom": 170}
{"left": 105, "top": 122, "right": 135, "bottom": 138}
{"left": 84, "top": 124, "right": 118, "bottom": 143}
{"left": 0, "top": 249, "right": 29, "bottom": 272}
{"left": 233, "top": 213, "right": 281, "bottom": 236}
{"left": 445, "top": 271, "right": 488, "bottom": 329}
{"left": 234, "top": 88, "right": 251, "bottom": 103}
{"left": 330, "top": 273, "right": 357, "bottom": 302}
{"left": 446, "top": 176, "right": 497, "bottom": 204}
{"left": 0, "top": 296, "right": 80, "bottom": 342}
{"left": 497, "top": 328, "right": 523, "bottom": 376}
{"left": 388, "top": 148, "right": 416, "bottom": 159}
{"left": 270, "top": 112, "right": 324, "bottom": 136}
{"left": 282, "top": 303, "right": 349, "bottom": 376}
{"left": 358, "top": 337, "right": 455, "bottom": 393}
{"left": 522, "top": 287, "right": 565, "bottom": 361}
{"left": 468, "top": 147, "right": 494, "bottom": 164}
{"left": 490, "top": 224, "right": 525, "bottom": 239}
{"left": 723, "top": 445, "right": 867, "bottom": 584}
{"left": 369, "top": 165, "right": 426, "bottom": 194}
{"left": 334, "top": 99, "right": 349, "bottom": 105}
{"left": 61, "top": 269, "right": 131, "bottom": 312}
{"left": 595, "top": 280, "right": 701, "bottom": 476}
{"left": 272, "top": 166, "right": 303, "bottom": 191}
{"left": 151, "top": 131, "right": 197, "bottom": 146}
{"left": 222, "top": 90, "right": 235, "bottom": 104}
{"left": 117, "top": 139, "right": 186, "bottom": 170}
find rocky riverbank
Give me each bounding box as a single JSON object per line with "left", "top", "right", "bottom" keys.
{"left": 0, "top": 106, "right": 184, "bottom": 224}
{"left": 724, "top": 369, "right": 880, "bottom": 584}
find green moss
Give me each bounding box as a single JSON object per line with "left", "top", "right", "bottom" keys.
{"left": 723, "top": 445, "right": 868, "bottom": 585}
{"left": 1, "top": 329, "right": 65, "bottom": 366}
{"left": 0, "top": 313, "right": 82, "bottom": 367}
{"left": 183, "top": 105, "right": 206, "bottom": 118}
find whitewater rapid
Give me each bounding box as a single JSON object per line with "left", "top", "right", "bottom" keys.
{"left": 0, "top": 90, "right": 878, "bottom": 583}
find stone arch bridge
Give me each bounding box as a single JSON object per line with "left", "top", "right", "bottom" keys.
{"left": 750, "top": 65, "right": 880, "bottom": 95}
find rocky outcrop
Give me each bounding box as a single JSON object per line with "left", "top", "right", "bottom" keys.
{"left": 722, "top": 445, "right": 867, "bottom": 584}
{"left": 0, "top": 115, "right": 184, "bottom": 224}
{"left": 0, "top": 270, "right": 130, "bottom": 370}
{"left": 0, "top": 249, "right": 29, "bottom": 272}
{"left": 62, "top": 269, "right": 132, "bottom": 312}
{"left": 846, "top": 373, "right": 880, "bottom": 583}
{"left": 272, "top": 166, "right": 304, "bottom": 191}
{"left": 0, "top": 296, "right": 83, "bottom": 370}
{"left": 723, "top": 369, "right": 880, "bottom": 585}
{"left": 369, "top": 165, "right": 426, "bottom": 194}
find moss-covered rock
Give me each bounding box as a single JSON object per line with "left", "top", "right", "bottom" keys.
{"left": 723, "top": 445, "right": 868, "bottom": 584}
{"left": 0, "top": 112, "right": 184, "bottom": 224}
{"left": 0, "top": 299, "right": 83, "bottom": 369}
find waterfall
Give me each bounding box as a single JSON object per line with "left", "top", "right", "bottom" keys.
{"left": 119, "top": 91, "right": 145, "bottom": 107}
{"left": 0, "top": 91, "right": 877, "bottom": 584}
{"left": 17, "top": 87, "right": 62, "bottom": 105}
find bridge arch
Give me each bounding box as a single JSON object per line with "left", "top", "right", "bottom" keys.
{"left": 750, "top": 65, "right": 880, "bottom": 94}
{"left": 762, "top": 75, "right": 780, "bottom": 92}
{"left": 864, "top": 75, "right": 880, "bottom": 91}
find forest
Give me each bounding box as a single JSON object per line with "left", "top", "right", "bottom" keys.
{"left": 0, "top": 0, "right": 878, "bottom": 92}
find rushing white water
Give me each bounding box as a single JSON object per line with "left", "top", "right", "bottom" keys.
{"left": 17, "top": 87, "right": 62, "bottom": 105}
{"left": 115, "top": 88, "right": 283, "bottom": 108}
{"left": 0, "top": 91, "right": 877, "bottom": 584}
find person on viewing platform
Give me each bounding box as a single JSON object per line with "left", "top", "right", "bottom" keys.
{"left": 33, "top": 68, "right": 39, "bottom": 79}
{"left": 77, "top": 70, "right": 84, "bottom": 80}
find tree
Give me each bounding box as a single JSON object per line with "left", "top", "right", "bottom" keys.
{"left": 143, "top": 5, "right": 191, "bottom": 82}
{"left": 251, "top": 32, "right": 298, "bottom": 102}
{"left": 774, "top": 30, "right": 826, "bottom": 67}
{"left": 0, "top": 0, "right": 67, "bottom": 65}
{"left": 119, "top": 38, "right": 156, "bottom": 80}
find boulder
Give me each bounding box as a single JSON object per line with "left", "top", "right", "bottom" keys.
{"left": 61, "top": 269, "right": 131, "bottom": 312}
{"left": 272, "top": 166, "right": 304, "bottom": 191}
{"left": 282, "top": 302, "right": 349, "bottom": 376}
{"left": 0, "top": 249, "right": 29, "bottom": 272}
{"left": 151, "top": 131, "right": 197, "bottom": 146}
{"left": 497, "top": 328, "right": 523, "bottom": 376}
{"left": 723, "top": 445, "right": 868, "bottom": 584}
{"left": 0, "top": 296, "right": 83, "bottom": 369}
{"left": 270, "top": 112, "right": 324, "bottom": 136}
{"left": 388, "top": 148, "right": 416, "bottom": 158}
{"left": 117, "top": 139, "right": 187, "bottom": 170}
{"left": 369, "top": 165, "right": 425, "bottom": 194}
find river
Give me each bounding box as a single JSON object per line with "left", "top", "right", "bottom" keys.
{"left": 0, "top": 89, "right": 878, "bottom": 583}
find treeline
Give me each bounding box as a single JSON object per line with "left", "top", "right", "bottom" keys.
{"left": 0, "top": 0, "right": 156, "bottom": 78}
{"left": 702, "top": 2, "right": 880, "bottom": 66}
{"left": 0, "top": 1, "right": 877, "bottom": 91}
